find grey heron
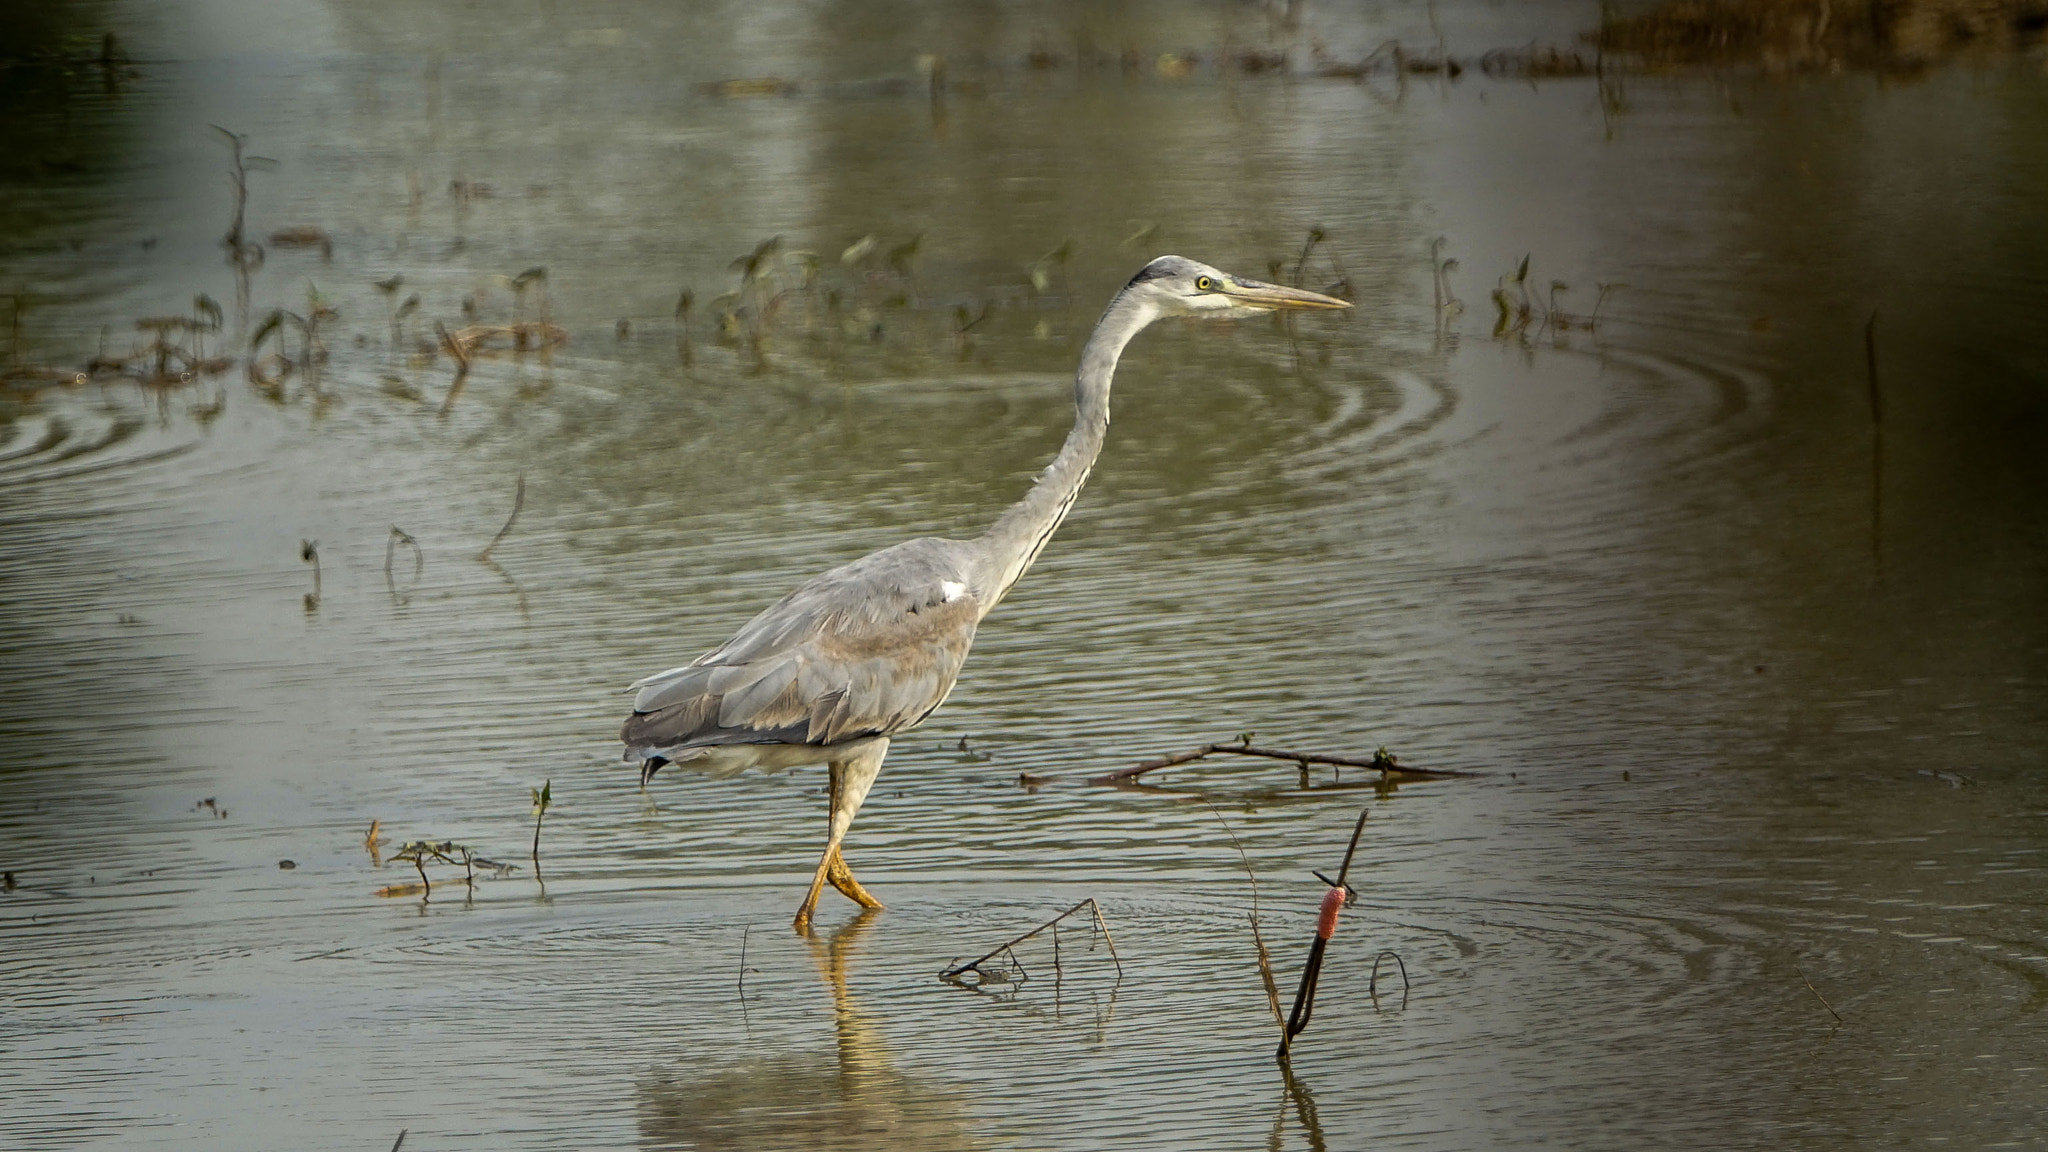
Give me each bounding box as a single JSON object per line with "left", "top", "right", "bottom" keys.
{"left": 622, "top": 255, "right": 1351, "bottom": 931}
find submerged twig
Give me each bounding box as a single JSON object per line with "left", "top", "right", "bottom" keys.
{"left": 940, "top": 898, "right": 1121, "bottom": 984}
{"left": 1795, "top": 962, "right": 1843, "bottom": 1025}
{"left": 477, "top": 474, "right": 526, "bottom": 562}
{"left": 1093, "top": 739, "right": 1474, "bottom": 786}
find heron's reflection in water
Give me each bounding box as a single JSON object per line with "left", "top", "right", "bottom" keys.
{"left": 637, "top": 911, "right": 986, "bottom": 1151}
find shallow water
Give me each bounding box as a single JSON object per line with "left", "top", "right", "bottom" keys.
{"left": 4, "top": 2, "right": 2046, "bottom": 1149}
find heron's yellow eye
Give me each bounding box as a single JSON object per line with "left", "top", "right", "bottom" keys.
{"left": 1195, "top": 276, "right": 1214, "bottom": 292}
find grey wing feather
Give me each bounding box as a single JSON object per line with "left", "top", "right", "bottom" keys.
{"left": 622, "top": 538, "right": 982, "bottom": 757}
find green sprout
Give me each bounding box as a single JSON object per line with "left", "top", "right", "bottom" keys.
{"left": 530, "top": 780, "right": 552, "bottom": 879}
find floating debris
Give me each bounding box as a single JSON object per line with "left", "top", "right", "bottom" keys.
{"left": 268, "top": 226, "right": 333, "bottom": 260}
{"left": 704, "top": 76, "right": 797, "bottom": 98}
{"left": 385, "top": 839, "right": 519, "bottom": 899}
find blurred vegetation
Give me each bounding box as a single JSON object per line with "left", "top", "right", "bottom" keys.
{"left": 1597, "top": 0, "right": 2048, "bottom": 67}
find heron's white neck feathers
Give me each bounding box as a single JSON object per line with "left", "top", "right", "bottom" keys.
{"left": 976, "top": 288, "right": 1163, "bottom": 613}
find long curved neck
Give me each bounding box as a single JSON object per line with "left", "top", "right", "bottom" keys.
{"left": 976, "top": 288, "right": 1161, "bottom": 614}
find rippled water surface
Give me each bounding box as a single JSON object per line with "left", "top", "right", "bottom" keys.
{"left": 4, "top": 2, "right": 2046, "bottom": 1148}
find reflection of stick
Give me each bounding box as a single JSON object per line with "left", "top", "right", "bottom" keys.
{"left": 384, "top": 525, "right": 423, "bottom": 595}
{"left": 1865, "top": 312, "right": 1884, "bottom": 575}
{"left": 940, "top": 898, "right": 1121, "bottom": 981}
{"left": 1276, "top": 1061, "right": 1329, "bottom": 1152}
{"left": 1093, "top": 740, "right": 1474, "bottom": 785}
{"left": 478, "top": 474, "right": 526, "bottom": 561}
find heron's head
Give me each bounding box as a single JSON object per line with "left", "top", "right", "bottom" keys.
{"left": 1124, "top": 254, "right": 1352, "bottom": 319}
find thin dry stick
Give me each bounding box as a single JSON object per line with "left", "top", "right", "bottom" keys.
{"left": 436, "top": 320, "right": 470, "bottom": 372}
{"left": 940, "top": 898, "right": 1121, "bottom": 981}
{"left": 1794, "top": 962, "right": 1843, "bottom": 1025}
{"left": 1333, "top": 809, "right": 1369, "bottom": 890}
{"left": 1093, "top": 740, "right": 1475, "bottom": 786}
{"left": 738, "top": 925, "right": 754, "bottom": 998}
{"left": 478, "top": 474, "right": 526, "bottom": 562}
{"left": 1088, "top": 903, "right": 1121, "bottom": 976}
{"left": 1211, "top": 804, "right": 1285, "bottom": 1033}
{"left": 391, "top": 1130, "right": 408, "bottom": 1152}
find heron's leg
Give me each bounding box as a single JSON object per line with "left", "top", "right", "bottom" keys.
{"left": 793, "top": 738, "right": 890, "bottom": 932}
{"left": 822, "top": 754, "right": 885, "bottom": 908}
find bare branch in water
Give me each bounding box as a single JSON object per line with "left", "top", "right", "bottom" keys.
{"left": 940, "top": 898, "right": 1121, "bottom": 984}
{"left": 1093, "top": 739, "right": 1477, "bottom": 786}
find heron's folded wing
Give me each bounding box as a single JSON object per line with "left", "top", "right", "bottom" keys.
{"left": 623, "top": 540, "right": 982, "bottom": 752}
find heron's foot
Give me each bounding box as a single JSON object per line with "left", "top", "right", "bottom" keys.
{"left": 825, "top": 850, "right": 885, "bottom": 910}
{"left": 793, "top": 865, "right": 831, "bottom": 935}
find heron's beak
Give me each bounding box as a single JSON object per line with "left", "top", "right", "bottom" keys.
{"left": 1222, "top": 278, "right": 1353, "bottom": 311}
